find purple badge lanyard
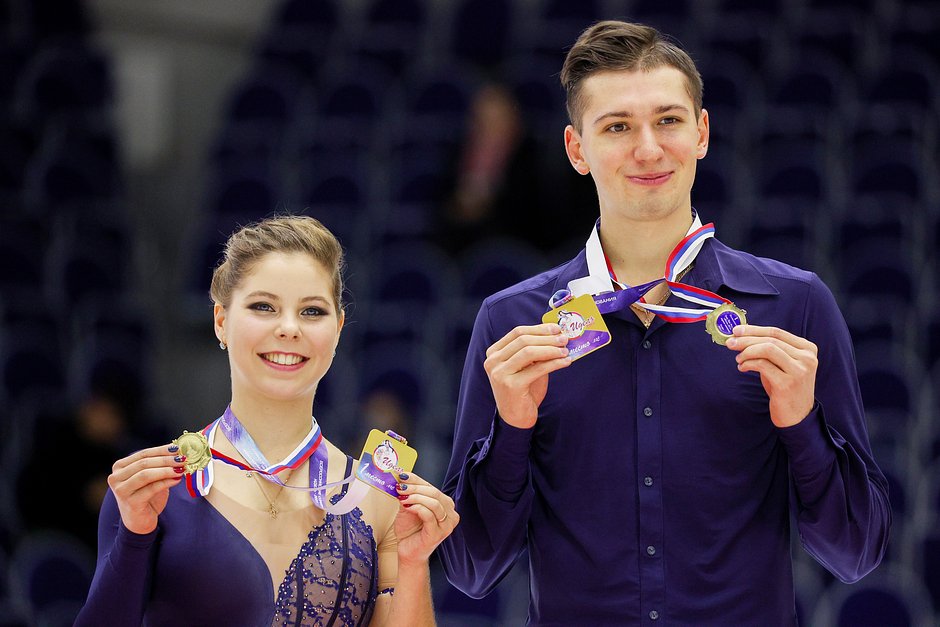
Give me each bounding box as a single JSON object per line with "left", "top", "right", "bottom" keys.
{"left": 189, "top": 406, "right": 369, "bottom": 515}
{"left": 551, "top": 212, "right": 730, "bottom": 322}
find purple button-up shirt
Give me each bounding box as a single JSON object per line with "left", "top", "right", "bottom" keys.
{"left": 439, "top": 236, "right": 890, "bottom": 626}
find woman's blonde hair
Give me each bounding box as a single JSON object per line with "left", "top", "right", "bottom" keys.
{"left": 210, "top": 215, "right": 345, "bottom": 313}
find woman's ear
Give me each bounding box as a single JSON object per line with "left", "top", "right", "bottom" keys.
{"left": 213, "top": 303, "right": 226, "bottom": 346}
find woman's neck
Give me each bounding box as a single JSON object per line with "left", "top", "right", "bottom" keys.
{"left": 228, "top": 395, "right": 316, "bottom": 462}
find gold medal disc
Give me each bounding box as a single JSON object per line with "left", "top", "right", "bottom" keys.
{"left": 173, "top": 430, "right": 212, "bottom": 474}
{"left": 705, "top": 303, "right": 747, "bottom": 346}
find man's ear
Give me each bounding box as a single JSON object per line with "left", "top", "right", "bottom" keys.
{"left": 696, "top": 108, "right": 710, "bottom": 159}
{"left": 564, "top": 125, "right": 591, "bottom": 175}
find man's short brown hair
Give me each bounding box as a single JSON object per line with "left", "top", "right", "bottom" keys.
{"left": 560, "top": 21, "right": 703, "bottom": 132}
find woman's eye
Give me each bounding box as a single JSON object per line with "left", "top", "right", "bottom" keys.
{"left": 249, "top": 302, "right": 274, "bottom": 312}
{"left": 302, "top": 307, "right": 326, "bottom": 317}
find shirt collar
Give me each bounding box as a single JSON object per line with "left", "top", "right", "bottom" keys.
{"left": 553, "top": 217, "right": 780, "bottom": 301}
{"left": 685, "top": 238, "right": 780, "bottom": 297}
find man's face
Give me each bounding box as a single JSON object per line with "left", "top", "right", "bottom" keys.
{"left": 564, "top": 67, "right": 709, "bottom": 225}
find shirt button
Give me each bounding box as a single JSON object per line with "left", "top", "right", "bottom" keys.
{"left": 644, "top": 476, "right": 653, "bottom": 487}
{"left": 649, "top": 610, "right": 660, "bottom": 620}
{"left": 642, "top": 340, "right": 651, "bottom": 349}
{"left": 647, "top": 545, "right": 656, "bottom": 556}
{"left": 643, "top": 407, "right": 653, "bottom": 417}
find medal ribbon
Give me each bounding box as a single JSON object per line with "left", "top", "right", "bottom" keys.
{"left": 186, "top": 407, "right": 366, "bottom": 514}
{"left": 561, "top": 213, "right": 729, "bottom": 323}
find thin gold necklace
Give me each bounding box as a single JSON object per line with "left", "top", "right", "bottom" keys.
{"left": 249, "top": 469, "right": 293, "bottom": 519}
{"left": 630, "top": 264, "right": 694, "bottom": 328}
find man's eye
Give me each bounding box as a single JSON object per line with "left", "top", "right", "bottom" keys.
{"left": 660, "top": 117, "right": 679, "bottom": 125}
{"left": 608, "top": 123, "right": 628, "bottom": 133}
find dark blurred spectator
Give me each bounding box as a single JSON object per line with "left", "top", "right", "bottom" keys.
{"left": 436, "top": 81, "right": 580, "bottom": 255}
{"left": 15, "top": 371, "right": 151, "bottom": 552}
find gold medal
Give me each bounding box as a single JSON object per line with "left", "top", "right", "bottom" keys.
{"left": 705, "top": 303, "right": 747, "bottom": 345}
{"left": 172, "top": 430, "right": 212, "bottom": 474}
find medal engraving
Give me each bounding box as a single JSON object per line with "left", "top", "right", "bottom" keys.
{"left": 705, "top": 303, "right": 747, "bottom": 345}
{"left": 173, "top": 431, "right": 212, "bottom": 474}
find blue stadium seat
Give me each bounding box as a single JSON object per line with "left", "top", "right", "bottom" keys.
{"left": 225, "top": 68, "right": 304, "bottom": 130}
{"left": 313, "top": 65, "right": 397, "bottom": 149}
{"left": 355, "top": 338, "right": 454, "bottom": 420}
{"left": 0, "top": 215, "right": 46, "bottom": 294}
{"left": 697, "top": 53, "right": 764, "bottom": 130}
{"left": 12, "top": 43, "right": 112, "bottom": 124}
{"left": 449, "top": 0, "right": 513, "bottom": 69}
{"left": 457, "top": 237, "right": 547, "bottom": 302}
{"left": 10, "top": 532, "right": 94, "bottom": 619}
{"left": 810, "top": 565, "right": 935, "bottom": 627}
{"left": 402, "top": 62, "right": 481, "bottom": 141}
{"left": 354, "top": 0, "right": 429, "bottom": 76}
{"left": 628, "top": 0, "right": 696, "bottom": 48}
{"left": 298, "top": 164, "right": 369, "bottom": 248}
{"left": 274, "top": 0, "right": 338, "bottom": 28}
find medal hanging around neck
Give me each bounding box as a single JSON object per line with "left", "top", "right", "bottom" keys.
{"left": 174, "top": 407, "right": 418, "bottom": 515}
{"left": 552, "top": 213, "right": 749, "bottom": 351}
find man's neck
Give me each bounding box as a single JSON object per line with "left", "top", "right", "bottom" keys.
{"left": 599, "top": 209, "right": 694, "bottom": 286}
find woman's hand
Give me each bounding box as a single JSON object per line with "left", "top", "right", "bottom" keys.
{"left": 394, "top": 473, "right": 459, "bottom": 567}
{"left": 107, "top": 444, "right": 186, "bottom": 535}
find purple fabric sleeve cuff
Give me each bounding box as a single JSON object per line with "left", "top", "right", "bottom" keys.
{"left": 114, "top": 522, "right": 158, "bottom": 552}
{"left": 480, "top": 416, "right": 534, "bottom": 500}
{"left": 775, "top": 403, "right": 834, "bottom": 481}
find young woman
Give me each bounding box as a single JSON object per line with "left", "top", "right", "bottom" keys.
{"left": 76, "top": 216, "right": 459, "bottom": 626}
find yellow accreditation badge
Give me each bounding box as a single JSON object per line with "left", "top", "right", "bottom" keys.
{"left": 705, "top": 302, "right": 748, "bottom": 345}
{"left": 541, "top": 293, "right": 612, "bottom": 362}
{"left": 356, "top": 430, "right": 418, "bottom": 498}
{"left": 172, "top": 430, "right": 212, "bottom": 475}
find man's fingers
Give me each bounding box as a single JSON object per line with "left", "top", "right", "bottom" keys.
{"left": 487, "top": 323, "right": 563, "bottom": 358}
{"left": 731, "top": 325, "right": 817, "bottom": 353}
{"left": 497, "top": 343, "right": 571, "bottom": 375}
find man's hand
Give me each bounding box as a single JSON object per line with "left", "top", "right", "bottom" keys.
{"left": 726, "top": 324, "right": 818, "bottom": 428}
{"left": 483, "top": 323, "right": 573, "bottom": 429}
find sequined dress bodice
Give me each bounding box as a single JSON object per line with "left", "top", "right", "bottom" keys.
{"left": 273, "top": 505, "right": 378, "bottom": 627}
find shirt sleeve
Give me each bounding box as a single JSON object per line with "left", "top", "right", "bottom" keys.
{"left": 437, "top": 302, "right": 534, "bottom": 598}
{"left": 777, "top": 274, "right": 891, "bottom": 583}
{"left": 74, "top": 489, "right": 157, "bottom": 626}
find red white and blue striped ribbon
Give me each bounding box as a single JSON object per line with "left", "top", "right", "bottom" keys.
{"left": 566, "top": 212, "right": 729, "bottom": 324}
{"left": 185, "top": 407, "right": 365, "bottom": 514}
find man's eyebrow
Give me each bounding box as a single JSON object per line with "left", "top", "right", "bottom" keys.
{"left": 592, "top": 104, "right": 691, "bottom": 126}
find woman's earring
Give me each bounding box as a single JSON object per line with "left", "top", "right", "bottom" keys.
{"left": 219, "top": 340, "right": 227, "bottom": 350}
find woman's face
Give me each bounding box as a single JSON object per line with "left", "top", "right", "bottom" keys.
{"left": 214, "top": 252, "right": 343, "bottom": 408}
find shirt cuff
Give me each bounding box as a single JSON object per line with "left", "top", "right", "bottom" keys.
{"left": 480, "top": 416, "right": 534, "bottom": 500}
{"left": 775, "top": 403, "right": 834, "bottom": 480}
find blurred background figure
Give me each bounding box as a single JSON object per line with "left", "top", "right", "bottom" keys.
{"left": 15, "top": 371, "right": 152, "bottom": 553}
{"left": 436, "top": 81, "right": 555, "bottom": 255}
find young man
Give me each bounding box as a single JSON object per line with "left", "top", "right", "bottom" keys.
{"left": 439, "top": 21, "right": 889, "bottom": 625}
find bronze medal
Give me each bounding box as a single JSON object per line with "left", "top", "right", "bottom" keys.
{"left": 705, "top": 303, "right": 747, "bottom": 345}
{"left": 173, "top": 430, "right": 212, "bottom": 474}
